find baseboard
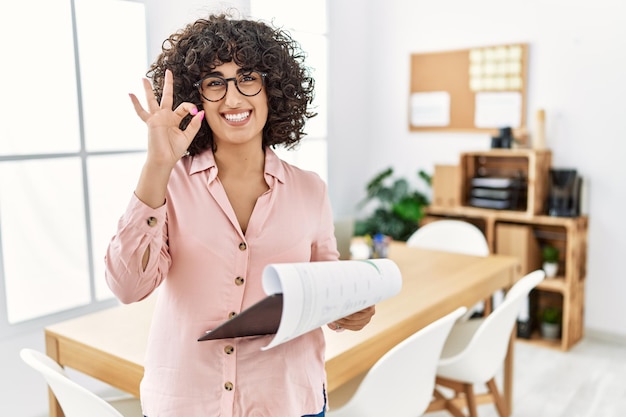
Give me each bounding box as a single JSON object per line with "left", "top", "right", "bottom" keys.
{"left": 584, "top": 327, "right": 626, "bottom": 346}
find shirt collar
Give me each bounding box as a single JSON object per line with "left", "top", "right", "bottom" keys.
{"left": 187, "top": 147, "right": 286, "bottom": 184}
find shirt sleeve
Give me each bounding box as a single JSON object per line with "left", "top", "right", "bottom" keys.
{"left": 104, "top": 193, "right": 171, "bottom": 303}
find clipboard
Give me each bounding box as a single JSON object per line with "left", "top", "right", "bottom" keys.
{"left": 197, "top": 293, "right": 284, "bottom": 341}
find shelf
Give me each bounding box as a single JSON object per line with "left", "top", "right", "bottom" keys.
{"left": 426, "top": 149, "right": 588, "bottom": 352}
{"left": 516, "top": 331, "right": 563, "bottom": 351}
{"left": 536, "top": 277, "right": 566, "bottom": 293}
{"left": 422, "top": 211, "right": 587, "bottom": 352}
{"left": 427, "top": 204, "right": 586, "bottom": 226}
{"left": 459, "top": 149, "right": 552, "bottom": 216}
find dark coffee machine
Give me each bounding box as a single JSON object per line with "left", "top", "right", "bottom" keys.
{"left": 491, "top": 127, "right": 514, "bottom": 149}
{"left": 547, "top": 169, "right": 581, "bottom": 217}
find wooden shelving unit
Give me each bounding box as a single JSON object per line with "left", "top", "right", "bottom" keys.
{"left": 425, "top": 149, "right": 588, "bottom": 351}
{"left": 459, "top": 149, "right": 552, "bottom": 216}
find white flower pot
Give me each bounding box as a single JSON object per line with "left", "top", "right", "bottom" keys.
{"left": 543, "top": 261, "right": 558, "bottom": 278}
{"left": 541, "top": 322, "right": 561, "bottom": 340}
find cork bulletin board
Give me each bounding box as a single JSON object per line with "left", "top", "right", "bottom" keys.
{"left": 409, "top": 43, "right": 528, "bottom": 134}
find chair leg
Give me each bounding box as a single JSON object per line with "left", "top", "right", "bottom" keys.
{"left": 426, "top": 388, "right": 467, "bottom": 417}
{"left": 463, "top": 383, "right": 479, "bottom": 417}
{"left": 446, "top": 399, "right": 468, "bottom": 417}
{"left": 428, "top": 378, "right": 470, "bottom": 417}
{"left": 432, "top": 376, "right": 509, "bottom": 417}
{"left": 486, "top": 378, "right": 508, "bottom": 417}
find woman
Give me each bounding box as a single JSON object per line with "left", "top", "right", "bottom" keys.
{"left": 105, "top": 13, "right": 375, "bottom": 417}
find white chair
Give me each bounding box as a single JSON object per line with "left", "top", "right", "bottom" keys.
{"left": 327, "top": 306, "right": 468, "bottom": 417}
{"left": 406, "top": 220, "right": 490, "bottom": 256}
{"left": 407, "top": 220, "right": 492, "bottom": 317}
{"left": 334, "top": 217, "right": 355, "bottom": 260}
{"left": 427, "top": 270, "right": 545, "bottom": 417}
{"left": 19, "top": 348, "right": 142, "bottom": 417}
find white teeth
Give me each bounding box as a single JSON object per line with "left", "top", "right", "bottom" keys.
{"left": 224, "top": 112, "right": 250, "bottom": 122}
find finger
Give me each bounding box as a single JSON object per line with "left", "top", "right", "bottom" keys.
{"left": 336, "top": 319, "right": 368, "bottom": 331}
{"left": 336, "top": 308, "right": 375, "bottom": 330}
{"left": 129, "top": 93, "right": 150, "bottom": 122}
{"left": 343, "top": 306, "right": 376, "bottom": 320}
{"left": 174, "top": 102, "right": 199, "bottom": 119}
{"left": 182, "top": 110, "right": 205, "bottom": 142}
{"left": 327, "top": 322, "right": 345, "bottom": 332}
{"left": 341, "top": 317, "right": 366, "bottom": 327}
{"left": 141, "top": 78, "right": 159, "bottom": 112}
{"left": 333, "top": 320, "right": 356, "bottom": 331}
{"left": 160, "top": 69, "right": 174, "bottom": 110}
{"left": 358, "top": 305, "right": 376, "bottom": 316}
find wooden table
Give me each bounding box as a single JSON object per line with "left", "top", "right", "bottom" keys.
{"left": 45, "top": 242, "right": 520, "bottom": 417}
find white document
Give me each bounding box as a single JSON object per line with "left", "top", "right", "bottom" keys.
{"left": 474, "top": 91, "right": 522, "bottom": 128}
{"left": 261, "top": 259, "right": 402, "bottom": 350}
{"left": 410, "top": 91, "right": 450, "bottom": 127}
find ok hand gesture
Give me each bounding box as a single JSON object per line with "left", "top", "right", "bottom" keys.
{"left": 130, "top": 69, "right": 205, "bottom": 208}
{"left": 129, "top": 69, "right": 205, "bottom": 170}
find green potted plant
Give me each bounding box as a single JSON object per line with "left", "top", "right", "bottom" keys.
{"left": 354, "top": 167, "right": 431, "bottom": 242}
{"left": 540, "top": 306, "right": 562, "bottom": 340}
{"left": 541, "top": 244, "right": 560, "bottom": 278}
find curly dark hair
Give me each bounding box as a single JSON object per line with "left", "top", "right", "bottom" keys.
{"left": 146, "top": 12, "right": 317, "bottom": 155}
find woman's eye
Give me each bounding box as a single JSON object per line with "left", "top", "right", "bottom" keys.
{"left": 206, "top": 78, "right": 225, "bottom": 88}
{"left": 239, "top": 74, "right": 256, "bottom": 83}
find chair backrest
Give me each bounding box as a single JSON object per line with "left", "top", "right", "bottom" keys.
{"left": 20, "top": 348, "right": 125, "bottom": 417}
{"left": 406, "top": 220, "right": 489, "bottom": 256}
{"left": 332, "top": 306, "right": 467, "bottom": 417}
{"left": 334, "top": 217, "right": 355, "bottom": 260}
{"left": 437, "top": 270, "right": 545, "bottom": 384}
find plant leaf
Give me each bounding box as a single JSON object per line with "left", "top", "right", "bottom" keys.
{"left": 355, "top": 167, "right": 431, "bottom": 241}
{"left": 393, "top": 197, "right": 423, "bottom": 222}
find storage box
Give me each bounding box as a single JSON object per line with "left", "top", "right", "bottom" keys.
{"left": 431, "top": 165, "right": 460, "bottom": 208}
{"left": 495, "top": 223, "right": 542, "bottom": 275}
{"left": 459, "top": 149, "right": 552, "bottom": 215}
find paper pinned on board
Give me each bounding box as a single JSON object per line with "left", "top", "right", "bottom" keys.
{"left": 410, "top": 91, "right": 450, "bottom": 127}
{"left": 474, "top": 91, "right": 522, "bottom": 128}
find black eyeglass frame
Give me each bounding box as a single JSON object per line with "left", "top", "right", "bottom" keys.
{"left": 193, "top": 71, "right": 268, "bottom": 102}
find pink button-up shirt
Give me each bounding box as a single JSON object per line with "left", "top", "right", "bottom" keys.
{"left": 105, "top": 148, "right": 339, "bottom": 417}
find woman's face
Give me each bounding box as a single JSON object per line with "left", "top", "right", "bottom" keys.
{"left": 199, "top": 61, "right": 268, "bottom": 148}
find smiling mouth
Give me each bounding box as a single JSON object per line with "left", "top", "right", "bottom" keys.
{"left": 223, "top": 111, "right": 250, "bottom": 122}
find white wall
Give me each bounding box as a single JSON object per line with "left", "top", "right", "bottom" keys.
{"left": 144, "top": 0, "right": 249, "bottom": 62}
{"left": 327, "top": 0, "right": 626, "bottom": 338}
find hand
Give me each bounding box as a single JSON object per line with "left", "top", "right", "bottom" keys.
{"left": 328, "top": 305, "right": 376, "bottom": 332}
{"left": 129, "top": 69, "right": 204, "bottom": 170}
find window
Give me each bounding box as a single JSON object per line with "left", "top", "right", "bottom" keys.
{"left": 249, "top": 0, "right": 328, "bottom": 182}
{"left": 0, "top": 0, "right": 147, "bottom": 335}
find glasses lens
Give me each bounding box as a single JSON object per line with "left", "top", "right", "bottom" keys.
{"left": 236, "top": 72, "right": 264, "bottom": 97}
{"left": 200, "top": 77, "right": 227, "bottom": 101}
{"left": 197, "top": 72, "right": 265, "bottom": 101}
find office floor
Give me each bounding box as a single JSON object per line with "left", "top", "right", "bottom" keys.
{"left": 328, "top": 336, "right": 626, "bottom": 416}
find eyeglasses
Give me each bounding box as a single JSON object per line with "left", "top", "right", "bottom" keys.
{"left": 193, "top": 71, "right": 267, "bottom": 102}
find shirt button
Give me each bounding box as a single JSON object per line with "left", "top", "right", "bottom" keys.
{"left": 146, "top": 217, "right": 157, "bottom": 227}
{"left": 224, "top": 345, "right": 234, "bottom": 355}
{"left": 234, "top": 276, "right": 245, "bottom": 286}
{"left": 228, "top": 311, "right": 237, "bottom": 319}
{"left": 224, "top": 382, "right": 234, "bottom": 391}
{"left": 238, "top": 242, "right": 247, "bottom": 251}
